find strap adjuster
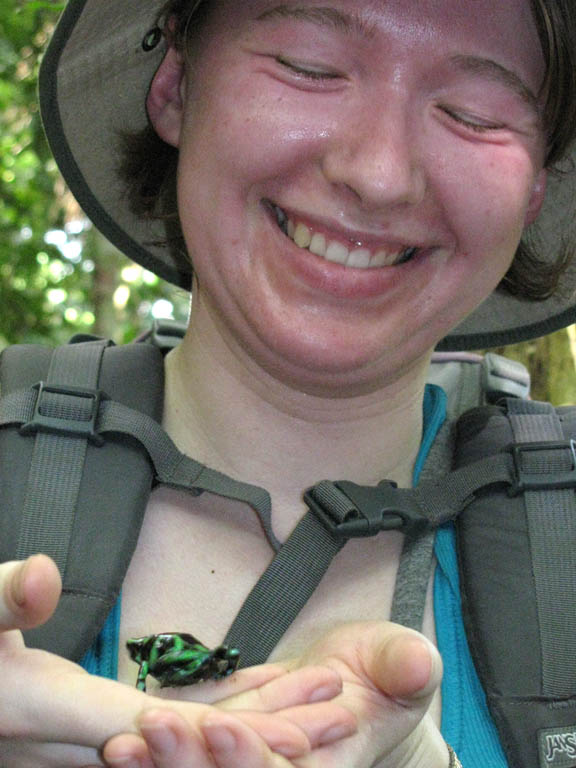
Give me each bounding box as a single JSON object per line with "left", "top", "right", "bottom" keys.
{"left": 509, "top": 440, "right": 576, "bottom": 495}
{"left": 20, "top": 382, "right": 104, "bottom": 446}
{"left": 304, "top": 480, "right": 430, "bottom": 539}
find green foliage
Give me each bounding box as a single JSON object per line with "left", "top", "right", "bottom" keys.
{"left": 0, "top": 0, "right": 189, "bottom": 349}
{"left": 1, "top": 1, "right": 63, "bottom": 345}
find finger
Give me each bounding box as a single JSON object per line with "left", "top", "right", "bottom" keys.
{"left": 154, "top": 663, "right": 287, "bottom": 705}
{"left": 367, "top": 628, "right": 443, "bottom": 703}
{"left": 202, "top": 713, "right": 287, "bottom": 768}
{"left": 246, "top": 701, "right": 356, "bottom": 749}
{"left": 138, "top": 706, "right": 310, "bottom": 762}
{"left": 104, "top": 731, "right": 159, "bottom": 768}
{"left": 0, "top": 739, "right": 103, "bottom": 767}
{"left": 218, "top": 665, "right": 343, "bottom": 713}
{"left": 0, "top": 659, "right": 151, "bottom": 745}
{"left": 123, "top": 710, "right": 288, "bottom": 768}
{"left": 301, "top": 621, "right": 442, "bottom": 705}
{"left": 233, "top": 705, "right": 354, "bottom": 757}
{"left": 107, "top": 701, "right": 356, "bottom": 768}
{"left": 142, "top": 709, "right": 222, "bottom": 768}
{"left": 106, "top": 709, "right": 233, "bottom": 768}
{"left": 0, "top": 555, "right": 61, "bottom": 633}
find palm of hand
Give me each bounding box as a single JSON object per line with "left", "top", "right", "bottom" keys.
{"left": 268, "top": 621, "right": 444, "bottom": 768}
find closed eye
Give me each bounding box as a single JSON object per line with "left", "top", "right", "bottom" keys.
{"left": 440, "top": 105, "right": 506, "bottom": 134}
{"left": 275, "top": 55, "right": 342, "bottom": 81}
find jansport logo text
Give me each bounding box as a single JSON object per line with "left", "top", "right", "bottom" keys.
{"left": 545, "top": 732, "right": 576, "bottom": 763}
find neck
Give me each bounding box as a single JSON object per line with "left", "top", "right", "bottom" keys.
{"left": 163, "top": 313, "right": 431, "bottom": 540}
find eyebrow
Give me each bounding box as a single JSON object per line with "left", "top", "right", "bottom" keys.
{"left": 255, "top": 10, "right": 542, "bottom": 117}
{"left": 450, "top": 54, "right": 541, "bottom": 117}
{"left": 256, "top": 5, "right": 377, "bottom": 39}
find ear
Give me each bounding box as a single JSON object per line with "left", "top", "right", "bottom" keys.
{"left": 524, "top": 168, "right": 547, "bottom": 228}
{"left": 146, "top": 46, "right": 186, "bottom": 147}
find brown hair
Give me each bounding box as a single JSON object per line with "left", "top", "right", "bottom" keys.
{"left": 119, "top": 0, "right": 576, "bottom": 300}
{"left": 500, "top": 0, "right": 576, "bottom": 300}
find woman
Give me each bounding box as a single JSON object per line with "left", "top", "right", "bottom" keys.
{"left": 1, "top": 0, "right": 575, "bottom": 765}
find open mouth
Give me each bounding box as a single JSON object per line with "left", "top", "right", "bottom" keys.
{"left": 267, "top": 201, "right": 418, "bottom": 269}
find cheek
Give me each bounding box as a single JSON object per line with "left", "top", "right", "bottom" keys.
{"left": 180, "top": 74, "right": 335, "bottom": 193}
{"left": 435, "top": 144, "right": 539, "bottom": 259}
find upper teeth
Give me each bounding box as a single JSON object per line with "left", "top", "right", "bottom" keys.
{"left": 274, "top": 205, "right": 416, "bottom": 268}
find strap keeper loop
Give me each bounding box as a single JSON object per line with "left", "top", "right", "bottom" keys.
{"left": 508, "top": 440, "right": 576, "bottom": 496}
{"left": 20, "top": 381, "right": 105, "bottom": 446}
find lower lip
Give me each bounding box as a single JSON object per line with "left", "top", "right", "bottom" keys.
{"left": 264, "top": 206, "right": 429, "bottom": 301}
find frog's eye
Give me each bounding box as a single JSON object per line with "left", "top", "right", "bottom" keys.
{"left": 126, "top": 637, "right": 148, "bottom": 661}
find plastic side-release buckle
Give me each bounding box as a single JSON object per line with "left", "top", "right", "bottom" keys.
{"left": 304, "top": 480, "right": 430, "bottom": 539}
{"left": 509, "top": 440, "right": 576, "bottom": 495}
{"left": 483, "top": 352, "right": 531, "bottom": 403}
{"left": 150, "top": 319, "right": 186, "bottom": 351}
{"left": 20, "top": 382, "right": 105, "bottom": 446}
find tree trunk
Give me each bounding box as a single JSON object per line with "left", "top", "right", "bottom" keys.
{"left": 84, "top": 227, "right": 125, "bottom": 340}
{"left": 493, "top": 327, "right": 576, "bottom": 405}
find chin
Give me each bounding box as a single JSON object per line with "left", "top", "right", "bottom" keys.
{"left": 251, "top": 333, "right": 429, "bottom": 397}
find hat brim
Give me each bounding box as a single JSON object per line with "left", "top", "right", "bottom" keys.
{"left": 39, "top": 0, "right": 576, "bottom": 351}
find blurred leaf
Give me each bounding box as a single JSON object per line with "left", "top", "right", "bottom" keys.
{"left": 0, "top": 0, "right": 189, "bottom": 349}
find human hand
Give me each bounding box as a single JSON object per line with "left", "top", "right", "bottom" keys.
{"left": 287, "top": 621, "right": 448, "bottom": 768}
{"left": 0, "top": 556, "right": 355, "bottom": 767}
{"left": 103, "top": 665, "right": 357, "bottom": 768}
{"left": 108, "top": 621, "right": 447, "bottom": 768}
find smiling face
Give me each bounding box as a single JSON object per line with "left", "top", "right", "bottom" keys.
{"left": 152, "top": 0, "right": 547, "bottom": 394}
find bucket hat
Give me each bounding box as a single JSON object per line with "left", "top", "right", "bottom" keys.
{"left": 39, "top": 0, "right": 576, "bottom": 352}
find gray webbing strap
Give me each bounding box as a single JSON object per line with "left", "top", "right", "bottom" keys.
{"left": 224, "top": 511, "right": 345, "bottom": 666}
{"left": 507, "top": 399, "right": 576, "bottom": 697}
{"left": 15, "top": 341, "right": 109, "bottom": 574}
{"left": 1, "top": 389, "right": 349, "bottom": 664}
{"left": 2, "top": 385, "right": 517, "bottom": 536}
{"left": 1, "top": 385, "right": 522, "bottom": 665}
{"left": 1, "top": 388, "right": 279, "bottom": 553}
{"left": 222, "top": 440, "right": 520, "bottom": 665}
{"left": 223, "top": 419, "right": 458, "bottom": 663}
{"left": 97, "top": 401, "right": 280, "bottom": 551}
{"left": 391, "top": 418, "right": 455, "bottom": 630}
{"left": 9, "top": 375, "right": 569, "bottom": 672}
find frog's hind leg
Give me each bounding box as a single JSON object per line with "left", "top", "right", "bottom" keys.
{"left": 135, "top": 661, "right": 149, "bottom": 692}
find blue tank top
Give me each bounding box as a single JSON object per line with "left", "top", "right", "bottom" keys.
{"left": 81, "top": 384, "right": 507, "bottom": 766}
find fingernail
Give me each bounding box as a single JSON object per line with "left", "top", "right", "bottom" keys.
{"left": 107, "top": 757, "right": 141, "bottom": 768}
{"left": 308, "top": 683, "right": 339, "bottom": 703}
{"left": 319, "top": 721, "right": 356, "bottom": 745}
{"left": 273, "top": 743, "right": 303, "bottom": 758}
{"left": 203, "top": 722, "right": 238, "bottom": 753}
{"left": 12, "top": 561, "right": 29, "bottom": 606}
{"left": 140, "top": 722, "right": 177, "bottom": 756}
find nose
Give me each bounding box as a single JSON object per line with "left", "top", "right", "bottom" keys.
{"left": 321, "top": 102, "right": 426, "bottom": 211}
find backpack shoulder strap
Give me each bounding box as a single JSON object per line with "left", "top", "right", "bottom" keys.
{"left": 455, "top": 398, "right": 576, "bottom": 768}
{"left": 221, "top": 393, "right": 576, "bottom": 767}
{"left": 0, "top": 332, "right": 275, "bottom": 661}
{"left": 0, "top": 337, "right": 164, "bottom": 660}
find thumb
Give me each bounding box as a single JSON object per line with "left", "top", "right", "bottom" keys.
{"left": 366, "top": 625, "right": 443, "bottom": 703}
{"left": 0, "top": 554, "right": 62, "bottom": 633}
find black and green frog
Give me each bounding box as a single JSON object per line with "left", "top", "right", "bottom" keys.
{"left": 127, "top": 633, "right": 240, "bottom": 692}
